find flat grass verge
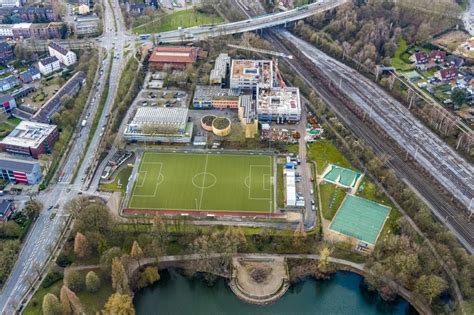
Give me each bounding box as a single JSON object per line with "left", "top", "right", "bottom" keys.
{"left": 99, "top": 166, "right": 132, "bottom": 193}
{"left": 307, "top": 140, "right": 351, "bottom": 174}
{"left": 24, "top": 280, "right": 63, "bottom": 315}
{"left": 319, "top": 183, "right": 346, "bottom": 220}
{"left": 133, "top": 9, "right": 224, "bottom": 34}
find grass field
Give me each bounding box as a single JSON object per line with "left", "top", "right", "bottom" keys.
{"left": 133, "top": 9, "right": 224, "bottom": 34}
{"left": 127, "top": 152, "right": 274, "bottom": 213}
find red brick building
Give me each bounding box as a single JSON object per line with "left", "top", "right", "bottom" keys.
{"left": 149, "top": 46, "right": 198, "bottom": 70}
{"left": 0, "top": 121, "right": 58, "bottom": 159}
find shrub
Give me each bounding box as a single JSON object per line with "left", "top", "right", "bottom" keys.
{"left": 65, "top": 270, "right": 84, "bottom": 292}
{"left": 41, "top": 271, "right": 63, "bottom": 289}
{"left": 56, "top": 253, "right": 72, "bottom": 268}
{"left": 85, "top": 271, "right": 101, "bottom": 293}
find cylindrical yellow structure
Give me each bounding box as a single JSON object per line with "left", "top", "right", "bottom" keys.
{"left": 201, "top": 115, "right": 216, "bottom": 132}
{"left": 212, "top": 117, "right": 231, "bottom": 137}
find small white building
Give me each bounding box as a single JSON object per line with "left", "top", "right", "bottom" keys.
{"left": 77, "top": 4, "right": 90, "bottom": 15}
{"left": 48, "top": 42, "right": 77, "bottom": 67}
{"left": 0, "top": 0, "right": 20, "bottom": 8}
{"left": 38, "top": 56, "right": 60, "bottom": 76}
{"left": 285, "top": 169, "right": 296, "bottom": 207}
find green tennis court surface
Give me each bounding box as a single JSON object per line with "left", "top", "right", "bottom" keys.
{"left": 329, "top": 195, "right": 390, "bottom": 244}
{"left": 323, "top": 164, "right": 362, "bottom": 188}
{"left": 127, "top": 152, "right": 274, "bottom": 213}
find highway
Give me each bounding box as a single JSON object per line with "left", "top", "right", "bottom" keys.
{"left": 143, "top": 0, "right": 348, "bottom": 43}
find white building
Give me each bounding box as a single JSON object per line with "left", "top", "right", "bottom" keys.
{"left": 38, "top": 56, "right": 60, "bottom": 75}
{"left": 0, "top": 24, "right": 13, "bottom": 37}
{"left": 0, "top": 0, "right": 20, "bottom": 7}
{"left": 124, "top": 107, "right": 193, "bottom": 143}
{"left": 285, "top": 169, "right": 296, "bottom": 207}
{"left": 48, "top": 42, "right": 77, "bottom": 67}
{"left": 230, "top": 59, "right": 273, "bottom": 90}
{"left": 256, "top": 86, "right": 301, "bottom": 122}
{"left": 210, "top": 53, "right": 230, "bottom": 85}
{"left": 77, "top": 4, "right": 90, "bottom": 15}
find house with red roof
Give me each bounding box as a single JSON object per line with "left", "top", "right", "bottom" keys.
{"left": 430, "top": 50, "right": 446, "bottom": 63}
{"left": 435, "top": 67, "right": 457, "bottom": 82}
{"left": 149, "top": 46, "right": 199, "bottom": 70}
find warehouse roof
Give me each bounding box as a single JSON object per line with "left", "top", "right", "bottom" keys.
{"left": 130, "top": 107, "right": 188, "bottom": 127}
{"left": 149, "top": 46, "right": 198, "bottom": 64}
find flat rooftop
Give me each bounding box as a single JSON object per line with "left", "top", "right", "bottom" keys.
{"left": 230, "top": 59, "right": 273, "bottom": 87}
{"left": 194, "top": 85, "right": 240, "bottom": 102}
{"left": 256, "top": 86, "right": 300, "bottom": 115}
{"left": 130, "top": 107, "right": 188, "bottom": 128}
{"left": 0, "top": 121, "right": 56, "bottom": 149}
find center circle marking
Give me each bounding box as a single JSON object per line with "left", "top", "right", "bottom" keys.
{"left": 192, "top": 172, "right": 217, "bottom": 189}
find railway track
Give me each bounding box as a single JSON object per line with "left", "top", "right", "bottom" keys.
{"left": 265, "top": 30, "right": 474, "bottom": 253}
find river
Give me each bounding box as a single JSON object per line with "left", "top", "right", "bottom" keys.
{"left": 134, "top": 270, "right": 417, "bottom": 315}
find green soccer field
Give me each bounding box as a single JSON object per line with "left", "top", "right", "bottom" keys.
{"left": 127, "top": 152, "right": 275, "bottom": 213}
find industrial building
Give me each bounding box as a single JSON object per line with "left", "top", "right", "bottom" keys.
{"left": 149, "top": 46, "right": 199, "bottom": 71}
{"left": 192, "top": 85, "right": 240, "bottom": 109}
{"left": 229, "top": 59, "right": 273, "bottom": 90}
{"left": 256, "top": 86, "right": 301, "bottom": 122}
{"left": 210, "top": 53, "right": 230, "bottom": 85}
{"left": 238, "top": 94, "right": 258, "bottom": 138}
{"left": 48, "top": 42, "right": 77, "bottom": 67}
{"left": 124, "top": 107, "right": 193, "bottom": 143}
{"left": 0, "top": 154, "right": 42, "bottom": 185}
{"left": 0, "top": 121, "right": 58, "bottom": 158}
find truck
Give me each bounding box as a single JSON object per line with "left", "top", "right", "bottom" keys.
{"left": 81, "top": 120, "right": 87, "bottom": 128}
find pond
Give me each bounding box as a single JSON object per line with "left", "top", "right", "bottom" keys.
{"left": 134, "top": 270, "right": 417, "bottom": 315}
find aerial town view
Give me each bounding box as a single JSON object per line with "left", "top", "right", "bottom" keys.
{"left": 0, "top": 0, "right": 472, "bottom": 314}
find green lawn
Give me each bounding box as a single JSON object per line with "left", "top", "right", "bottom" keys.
{"left": 0, "top": 116, "right": 22, "bottom": 139}
{"left": 127, "top": 152, "right": 274, "bottom": 213}
{"left": 99, "top": 166, "right": 133, "bottom": 193}
{"left": 307, "top": 140, "right": 352, "bottom": 174}
{"left": 391, "top": 38, "right": 414, "bottom": 71}
{"left": 277, "top": 163, "right": 285, "bottom": 208}
{"left": 24, "top": 280, "right": 63, "bottom": 315}
{"left": 319, "top": 183, "right": 346, "bottom": 220}
{"left": 133, "top": 9, "right": 224, "bottom": 34}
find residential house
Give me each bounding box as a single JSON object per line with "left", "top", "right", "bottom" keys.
{"left": 430, "top": 50, "right": 446, "bottom": 63}
{"left": 0, "top": 40, "right": 13, "bottom": 63}
{"left": 436, "top": 67, "right": 457, "bottom": 82}
{"left": 48, "top": 41, "right": 76, "bottom": 66}
{"left": 414, "top": 52, "right": 429, "bottom": 64}
{"left": 0, "top": 75, "right": 19, "bottom": 92}
{"left": 0, "top": 94, "right": 16, "bottom": 114}
{"left": 38, "top": 56, "right": 60, "bottom": 75}
{"left": 19, "top": 67, "right": 40, "bottom": 83}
